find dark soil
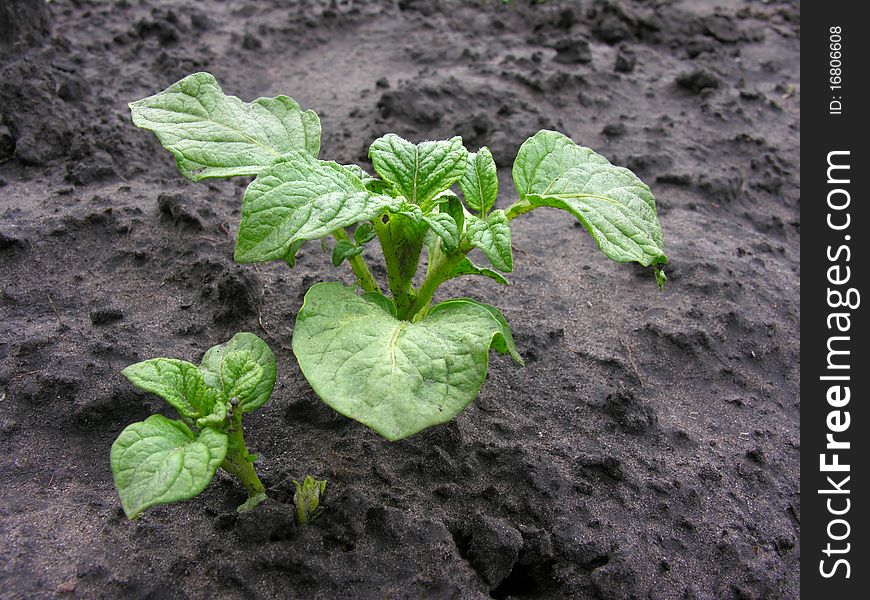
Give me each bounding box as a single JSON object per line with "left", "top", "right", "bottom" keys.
{"left": 0, "top": 1, "right": 800, "bottom": 598}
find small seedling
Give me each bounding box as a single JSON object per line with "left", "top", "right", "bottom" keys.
{"left": 131, "top": 73, "right": 667, "bottom": 441}
{"left": 111, "top": 333, "right": 276, "bottom": 518}
{"left": 293, "top": 475, "right": 327, "bottom": 525}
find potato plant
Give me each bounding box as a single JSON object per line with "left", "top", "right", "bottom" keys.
{"left": 111, "top": 333, "right": 275, "bottom": 518}
{"left": 130, "top": 73, "right": 667, "bottom": 441}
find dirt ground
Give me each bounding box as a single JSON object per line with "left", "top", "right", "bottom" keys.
{"left": 0, "top": 1, "right": 800, "bottom": 598}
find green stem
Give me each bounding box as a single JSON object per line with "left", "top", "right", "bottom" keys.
{"left": 220, "top": 414, "right": 265, "bottom": 498}
{"left": 332, "top": 229, "right": 380, "bottom": 293}
{"left": 375, "top": 217, "right": 423, "bottom": 318}
{"left": 505, "top": 200, "right": 535, "bottom": 220}
{"left": 405, "top": 244, "right": 469, "bottom": 321}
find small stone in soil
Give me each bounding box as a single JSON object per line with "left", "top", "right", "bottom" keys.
{"left": 676, "top": 69, "right": 721, "bottom": 94}
{"left": 614, "top": 46, "right": 636, "bottom": 73}
{"left": 466, "top": 514, "right": 523, "bottom": 588}
{"left": 0, "top": 124, "right": 14, "bottom": 161}
{"left": 0, "top": 230, "right": 25, "bottom": 249}
{"left": 90, "top": 307, "right": 124, "bottom": 325}
{"left": 553, "top": 38, "right": 592, "bottom": 64}
{"left": 602, "top": 123, "right": 627, "bottom": 138}
{"left": 214, "top": 269, "right": 260, "bottom": 323}
{"left": 157, "top": 192, "right": 203, "bottom": 230}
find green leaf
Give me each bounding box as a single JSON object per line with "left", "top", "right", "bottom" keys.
{"left": 199, "top": 333, "right": 276, "bottom": 413}
{"left": 466, "top": 210, "right": 513, "bottom": 273}
{"left": 234, "top": 150, "right": 401, "bottom": 263}
{"left": 343, "top": 165, "right": 399, "bottom": 199}
{"left": 283, "top": 240, "right": 306, "bottom": 268}
{"left": 365, "top": 179, "right": 398, "bottom": 196}
{"left": 512, "top": 130, "right": 667, "bottom": 283}
{"left": 446, "top": 299, "right": 523, "bottom": 366}
{"left": 331, "top": 239, "right": 363, "bottom": 266}
{"left": 129, "top": 72, "right": 320, "bottom": 181}
{"left": 195, "top": 400, "right": 228, "bottom": 429}
{"left": 122, "top": 359, "right": 211, "bottom": 419}
{"left": 292, "top": 283, "right": 522, "bottom": 441}
{"left": 368, "top": 134, "right": 467, "bottom": 206}
{"left": 388, "top": 201, "right": 424, "bottom": 224}
{"left": 237, "top": 492, "right": 268, "bottom": 513}
{"left": 423, "top": 212, "right": 460, "bottom": 253}
{"left": 220, "top": 351, "right": 265, "bottom": 401}
{"left": 361, "top": 291, "right": 398, "bottom": 318}
{"left": 427, "top": 189, "right": 460, "bottom": 209}
{"left": 446, "top": 258, "right": 510, "bottom": 286}
{"left": 340, "top": 163, "right": 374, "bottom": 184}
{"left": 353, "top": 222, "right": 376, "bottom": 245}
{"left": 460, "top": 147, "right": 498, "bottom": 214}
{"left": 110, "top": 415, "right": 228, "bottom": 519}
{"left": 444, "top": 193, "right": 465, "bottom": 236}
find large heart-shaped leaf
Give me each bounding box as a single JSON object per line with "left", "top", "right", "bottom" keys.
{"left": 292, "top": 282, "right": 522, "bottom": 441}
{"left": 129, "top": 72, "right": 321, "bottom": 181}
{"left": 199, "top": 332, "right": 276, "bottom": 413}
{"left": 234, "top": 150, "right": 401, "bottom": 263}
{"left": 511, "top": 130, "right": 667, "bottom": 286}
{"left": 110, "top": 415, "right": 228, "bottom": 519}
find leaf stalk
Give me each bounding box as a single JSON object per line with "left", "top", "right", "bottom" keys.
{"left": 504, "top": 201, "right": 534, "bottom": 220}
{"left": 332, "top": 229, "right": 381, "bottom": 293}
{"left": 405, "top": 242, "right": 471, "bottom": 320}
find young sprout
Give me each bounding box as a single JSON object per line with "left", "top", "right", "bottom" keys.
{"left": 293, "top": 476, "right": 327, "bottom": 525}
{"left": 110, "top": 333, "right": 276, "bottom": 518}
